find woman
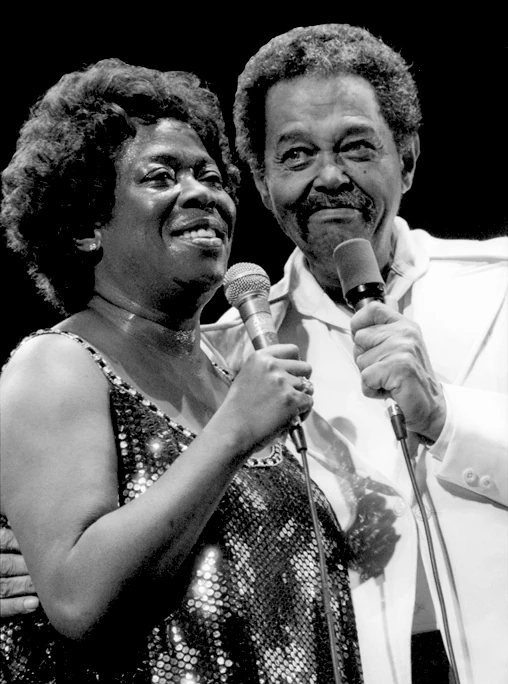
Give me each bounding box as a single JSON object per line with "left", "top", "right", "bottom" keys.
{"left": 0, "top": 59, "right": 363, "bottom": 683}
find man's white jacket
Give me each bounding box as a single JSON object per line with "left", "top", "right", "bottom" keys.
{"left": 202, "top": 219, "right": 508, "bottom": 684}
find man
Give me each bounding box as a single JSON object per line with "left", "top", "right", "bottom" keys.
{"left": 2, "top": 23, "right": 507, "bottom": 684}
{"left": 202, "top": 24, "right": 508, "bottom": 684}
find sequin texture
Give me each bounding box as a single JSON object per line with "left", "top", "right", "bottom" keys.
{"left": 0, "top": 331, "right": 363, "bottom": 683}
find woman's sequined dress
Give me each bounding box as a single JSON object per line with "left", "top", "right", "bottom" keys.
{"left": 0, "top": 331, "right": 363, "bottom": 683}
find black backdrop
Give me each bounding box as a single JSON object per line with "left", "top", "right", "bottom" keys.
{"left": 1, "top": 9, "right": 506, "bottom": 363}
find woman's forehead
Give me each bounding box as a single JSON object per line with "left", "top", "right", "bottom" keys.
{"left": 121, "top": 119, "right": 214, "bottom": 168}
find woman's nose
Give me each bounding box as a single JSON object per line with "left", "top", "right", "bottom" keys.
{"left": 178, "top": 172, "right": 216, "bottom": 208}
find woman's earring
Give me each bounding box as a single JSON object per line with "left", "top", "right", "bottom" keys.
{"left": 74, "top": 230, "right": 102, "bottom": 253}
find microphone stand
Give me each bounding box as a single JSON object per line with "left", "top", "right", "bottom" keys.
{"left": 290, "top": 424, "right": 344, "bottom": 684}
{"left": 387, "top": 410, "right": 461, "bottom": 684}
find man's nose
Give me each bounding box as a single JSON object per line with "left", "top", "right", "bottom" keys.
{"left": 313, "top": 154, "right": 350, "bottom": 192}
{"left": 178, "top": 172, "right": 216, "bottom": 208}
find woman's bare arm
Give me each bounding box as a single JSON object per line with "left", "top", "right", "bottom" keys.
{"left": 1, "top": 334, "right": 311, "bottom": 638}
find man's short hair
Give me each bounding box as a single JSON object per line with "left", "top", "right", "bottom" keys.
{"left": 234, "top": 23, "right": 422, "bottom": 177}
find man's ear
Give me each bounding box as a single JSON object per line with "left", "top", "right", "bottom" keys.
{"left": 253, "top": 171, "right": 273, "bottom": 212}
{"left": 400, "top": 134, "right": 420, "bottom": 194}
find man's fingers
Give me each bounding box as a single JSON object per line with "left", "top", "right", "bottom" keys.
{"left": 0, "top": 552, "right": 29, "bottom": 578}
{"left": 0, "top": 526, "right": 20, "bottom": 552}
{"left": 0, "top": 572, "right": 36, "bottom": 599}
{"left": 0, "top": 595, "right": 40, "bottom": 618}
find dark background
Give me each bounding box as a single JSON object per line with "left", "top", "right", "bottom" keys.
{"left": 1, "top": 9, "right": 506, "bottom": 363}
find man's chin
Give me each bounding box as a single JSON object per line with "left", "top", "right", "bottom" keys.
{"left": 307, "top": 224, "right": 375, "bottom": 253}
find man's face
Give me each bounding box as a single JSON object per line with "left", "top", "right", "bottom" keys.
{"left": 257, "top": 74, "right": 418, "bottom": 297}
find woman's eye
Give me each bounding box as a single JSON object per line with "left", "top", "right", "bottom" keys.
{"left": 146, "top": 169, "right": 175, "bottom": 184}
{"left": 201, "top": 171, "right": 223, "bottom": 187}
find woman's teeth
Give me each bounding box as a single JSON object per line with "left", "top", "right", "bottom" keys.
{"left": 179, "top": 228, "right": 218, "bottom": 240}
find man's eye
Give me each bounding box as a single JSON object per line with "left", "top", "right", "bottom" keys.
{"left": 281, "top": 148, "right": 313, "bottom": 167}
{"left": 342, "top": 141, "right": 377, "bottom": 158}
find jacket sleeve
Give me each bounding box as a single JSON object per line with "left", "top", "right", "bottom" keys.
{"left": 409, "top": 232, "right": 508, "bottom": 508}
{"left": 430, "top": 383, "right": 508, "bottom": 507}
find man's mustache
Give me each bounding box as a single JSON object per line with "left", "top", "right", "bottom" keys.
{"left": 299, "top": 189, "right": 376, "bottom": 222}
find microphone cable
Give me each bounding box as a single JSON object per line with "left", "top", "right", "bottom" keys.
{"left": 290, "top": 426, "right": 344, "bottom": 684}
{"left": 387, "top": 405, "right": 461, "bottom": 684}
{"left": 334, "top": 238, "right": 462, "bottom": 684}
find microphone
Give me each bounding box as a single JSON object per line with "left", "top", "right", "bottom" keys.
{"left": 333, "top": 237, "right": 385, "bottom": 309}
{"left": 223, "top": 262, "right": 307, "bottom": 452}
{"left": 333, "top": 239, "right": 407, "bottom": 441}
{"left": 223, "top": 262, "right": 278, "bottom": 349}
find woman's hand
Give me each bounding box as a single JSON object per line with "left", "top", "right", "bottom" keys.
{"left": 209, "top": 344, "right": 313, "bottom": 456}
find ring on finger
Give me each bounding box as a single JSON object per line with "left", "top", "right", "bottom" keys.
{"left": 299, "top": 377, "right": 314, "bottom": 394}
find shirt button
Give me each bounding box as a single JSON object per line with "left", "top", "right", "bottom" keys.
{"left": 463, "top": 468, "right": 478, "bottom": 486}
{"left": 479, "top": 475, "right": 493, "bottom": 490}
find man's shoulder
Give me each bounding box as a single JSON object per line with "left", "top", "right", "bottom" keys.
{"left": 201, "top": 281, "right": 291, "bottom": 370}
{"left": 411, "top": 228, "right": 508, "bottom": 262}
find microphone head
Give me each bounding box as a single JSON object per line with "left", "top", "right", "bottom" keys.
{"left": 333, "top": 238, "right": 384, "bottom": 296}
{"left": 223, "top": 262, "right": 271, "bottom": 308}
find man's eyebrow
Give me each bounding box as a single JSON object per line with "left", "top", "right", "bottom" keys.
{"left": 341, "top": 123, "right": 382, "bottom": 138}
{"left": 274, "top": 130, "right": 313, "bottom": 147}
{"left": 274, "top": 122, "right": 383, "bottom": 147}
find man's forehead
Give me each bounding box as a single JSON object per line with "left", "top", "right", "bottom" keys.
{"left": 264, "top": 74, "right": 387, "bottom": 139}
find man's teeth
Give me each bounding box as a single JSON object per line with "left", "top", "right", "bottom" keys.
{"left": 178, "top": 228, "right": 218, "bottom": 239}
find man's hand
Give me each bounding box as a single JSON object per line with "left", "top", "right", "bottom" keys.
{"left": 0, "top": 525, "right": 39, "bottom": 618}
{"left": 350, "top": 301, "right": 446, "bottom": 443}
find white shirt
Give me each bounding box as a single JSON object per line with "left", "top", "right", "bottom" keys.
{"left": 203, "top": 218, "right": 508, "bottom": 684}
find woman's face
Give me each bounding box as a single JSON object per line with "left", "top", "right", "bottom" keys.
{"left": 96, "top": 118, "right": 236, "bottom": 313}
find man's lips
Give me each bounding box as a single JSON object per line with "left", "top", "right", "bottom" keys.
{"left": 308, "top": 207, "right": 362, "bottom": 219}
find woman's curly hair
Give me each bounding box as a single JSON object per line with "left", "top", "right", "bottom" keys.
{"left": 234, "top": 23, "right": 422, "bottom": 179}
{"left": 2, "top": 58, "right": 240, "bottom": 314}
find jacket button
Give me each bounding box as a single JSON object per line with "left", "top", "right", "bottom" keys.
{"left": 463, "top": 468, "right": 477, "bottom": 486}
{"left": 479, "top": 475, "right": 493, "bottom": 490}
{"left": 392, "top": 498, "right": 406, "bottom": 516}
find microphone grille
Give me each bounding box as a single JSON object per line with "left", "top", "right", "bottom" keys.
{"left": 333, "top": 238, "right": 383, "bottom": 295}
{"left": 223, "top": 262, "right": 271, "bottom": 308}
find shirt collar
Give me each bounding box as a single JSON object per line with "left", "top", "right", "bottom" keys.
{"left": 272, "top": 217, "right": 430, "bottom": 327}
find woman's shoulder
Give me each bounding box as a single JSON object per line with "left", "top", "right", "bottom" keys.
{"left": 1, "top": 328, "right": 110, "bottom": 400}
{"left": 4, "top": 328, "right": 95, "bottom": 367}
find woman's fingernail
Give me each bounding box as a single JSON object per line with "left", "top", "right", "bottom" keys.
{"left": 24, "top": 597, "right": 39, "bottom": 612}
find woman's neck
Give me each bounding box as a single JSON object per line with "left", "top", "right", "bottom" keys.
{"left": 87, "top": 293, "right": 201, "bottom": 359}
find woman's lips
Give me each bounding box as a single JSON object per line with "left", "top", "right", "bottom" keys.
{"left": 171, "top": 214, "right": 228, "bottom": 242}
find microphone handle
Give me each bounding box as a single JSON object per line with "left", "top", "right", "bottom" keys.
{"left": 237, "top": 293, "right": 308, "bottom": 453}
{"left": 346, "top": 282, "right": 385, "bottom": 309}
{"left": 237, "top": 293, "right": 278, "bottom": 349}
{"left": 347, "top": 286, "right": 407, "bottom": 441}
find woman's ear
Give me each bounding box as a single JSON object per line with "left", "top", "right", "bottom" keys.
{"left": 74, "top": 228, "right": 102, "bottom": 253}
{"left": 400, "top": 134, "right": 420, "bottom": 194}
